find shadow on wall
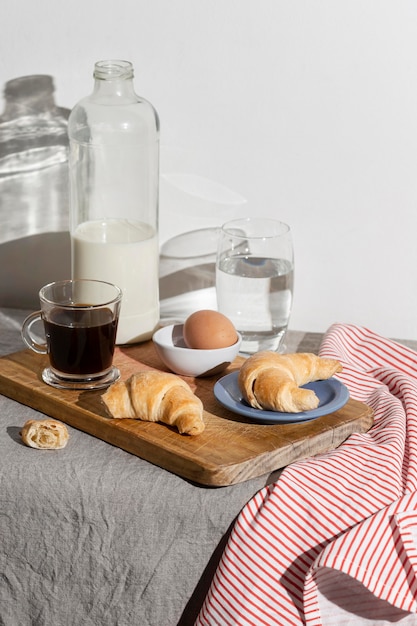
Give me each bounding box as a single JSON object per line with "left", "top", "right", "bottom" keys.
{"left": 0, "top": 74, "right": 71, "bottom": 308}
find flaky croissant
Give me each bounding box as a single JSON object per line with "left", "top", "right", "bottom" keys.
{"left": 20, "top": 419, "right": 69, "bottom": 449}
{"left": 102, "top": 370, "right": 205, "bottom": 435}
{"left": 238, "top": 351, "right": 343, "bottom": 413}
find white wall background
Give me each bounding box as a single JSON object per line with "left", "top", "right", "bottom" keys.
{"left": 2, "top": 0, "right": 417, "bottom": 340}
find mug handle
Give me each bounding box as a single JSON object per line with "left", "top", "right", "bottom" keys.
{"left": 21, "top": 311, "right": 47, "bottom": 355}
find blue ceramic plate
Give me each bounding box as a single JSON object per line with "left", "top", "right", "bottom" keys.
{"left": 214, "top": 371, "right": 350, "bottom": 424}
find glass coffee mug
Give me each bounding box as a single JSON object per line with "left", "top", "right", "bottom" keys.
{"left": 21, "top": 279, "right": 122, "bottom": 390}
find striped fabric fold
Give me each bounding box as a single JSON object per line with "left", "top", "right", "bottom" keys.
{"left": 195, "top": 323, "right": 417, "bottom": 625}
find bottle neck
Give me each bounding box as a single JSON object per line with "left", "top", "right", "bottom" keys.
{"left": 94, "top": 60, "right": 133, "bottom": 80}
{"left": 92, "top": 60, "right": 136, "bottom": 98}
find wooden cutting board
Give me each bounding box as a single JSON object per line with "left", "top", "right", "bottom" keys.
{"left": 0, "top": 342, "right": 373, "bottom": 486}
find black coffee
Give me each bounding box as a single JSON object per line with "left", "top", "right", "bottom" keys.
{"left": 44, "top": 307, "right": 117, "bottom": 376}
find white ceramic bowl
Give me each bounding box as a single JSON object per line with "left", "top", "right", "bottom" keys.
{"left": 152, "top": 324, "right": 242, "bottom": 377}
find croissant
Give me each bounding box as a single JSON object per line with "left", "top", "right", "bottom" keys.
{"left": 238, "top": 351, "right": 343, "bottom": 413}
{"left": 102, "top": 370, "right": 205, "bottom": 435}
{"left": 20, "top": 419, "right": 69, "bottom": 449}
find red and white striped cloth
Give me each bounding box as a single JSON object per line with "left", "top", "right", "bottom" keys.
{"left": 195, "top": 323, "right": 417, "bottom": 625}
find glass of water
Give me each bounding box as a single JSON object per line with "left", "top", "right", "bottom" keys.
{"left": 216, "top": 217, "right": 294, "bottom": 354}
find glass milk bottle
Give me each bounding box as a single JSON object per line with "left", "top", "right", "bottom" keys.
{"left": 68, "top": 60, "right": 160, "bottom": 344}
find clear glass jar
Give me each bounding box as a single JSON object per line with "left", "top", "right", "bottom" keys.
{"left": 68, "top": 60, "right": 160, "bottom": 344}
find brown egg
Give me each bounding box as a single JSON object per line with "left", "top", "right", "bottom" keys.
{"left": 183, "top": 310, "right": 238, "bottom": 350}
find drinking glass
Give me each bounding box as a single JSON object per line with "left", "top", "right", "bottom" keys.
{"left": 21, "top": 279, "right": 122, "bottom": 390}
{"left": 159, "top": 227, "right": 219, "bottom": 323}
{"left": 216, "top": 218, "right": 294, "bottom": 354}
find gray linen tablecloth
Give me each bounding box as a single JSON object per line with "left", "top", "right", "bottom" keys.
{"left": 0, "top": 307, "right": 326, "bottom": 626}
